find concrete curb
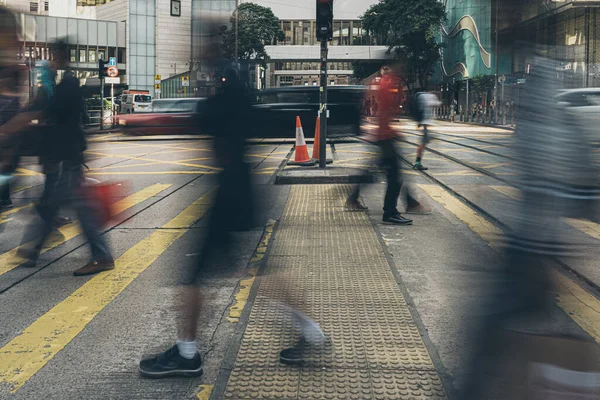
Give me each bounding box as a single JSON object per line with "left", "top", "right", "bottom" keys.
{"left": 276, "top": 166, "right": 374, "bottom": 185}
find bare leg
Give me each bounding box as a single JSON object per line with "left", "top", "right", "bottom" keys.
{"left": 178, "top": 286, "right": 202, "bottom": 341}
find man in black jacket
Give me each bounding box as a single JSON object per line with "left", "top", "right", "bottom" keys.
{"left": 18, "top": 40, "right": 114, "bottom": 276}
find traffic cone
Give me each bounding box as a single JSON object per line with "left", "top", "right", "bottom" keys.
{"left": 312, "top": 116, "right": 333, "bottom": 164}
{"left": 288, "top": 116, "right": 315, "bottom": 166}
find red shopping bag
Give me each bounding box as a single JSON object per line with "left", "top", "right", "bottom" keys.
{"left": 83, "top": 178, "right": 130, "bottom": 227}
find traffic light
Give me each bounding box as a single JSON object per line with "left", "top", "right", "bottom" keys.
{"left": 98, "top": 59, "right": 108, "bottom": 79}
{"left": 316, "top": 0, "right": 333, "bottom": 41}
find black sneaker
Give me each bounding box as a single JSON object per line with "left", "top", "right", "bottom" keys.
{"left": 413, "top": 162, "right": 428, "bottom": 171}
{"left": 16, "top": 247, "right": 39, "bottom": 268}
{"left": 0, "top": 199, "right": 13, "bottom": 209}
{"left": 383, "top": 214, "right": 413, "bottom": 225}
{"left": 139, "top": 345, "right": 203, "bottom": 379}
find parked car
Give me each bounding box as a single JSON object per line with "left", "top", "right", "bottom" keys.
{"left": 122, "top": 94, "right": 153, "bottom": 114}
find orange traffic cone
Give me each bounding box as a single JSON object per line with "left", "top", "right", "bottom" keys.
{"left": 288, "top": 116, "right": 315, "bottom": 166}
{"left": 312, "top": 116, "right": 333, "bottom": 164}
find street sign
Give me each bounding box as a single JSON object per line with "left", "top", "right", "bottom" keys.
{"left": 154, "top": 75, "right": 161, "bottom": 84}
{"left": 105, "top": 77, "right": 119, "bottom": 84}
{"left": 498, "top": 75, "right": 506, "bottom": 84}
{"left": 181, "top": 76, "right": 189, "bottom": 87}
{"left": 155, "top": 84, "right": 161, "bottom": 90}
{"left": 109, "top": 57, "right": 117, "bottom": 66}
{"left": 107, "top": 66, "right": 119, "bottom": 77}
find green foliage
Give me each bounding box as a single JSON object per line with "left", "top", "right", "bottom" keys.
{"left": 361, "top": 0, "right": 446, "bottom": 88}
{"left": 470, "top": 75, "right": 495, "bottom": 96}
{"left": 222, "top": 3, "right": 285, "bottom": 67}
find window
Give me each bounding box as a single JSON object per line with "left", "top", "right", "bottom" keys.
{"left": 98, "top": 48, "right": 106, "bottom": 61}
{"left": 282, "top": 22, "right": 292, "bottom": 45}
{"left": 69, "top": 47, "right": 77, "bottom": 62}
{"left": 117, "top": 47, "right": 125, "bottom": 64}
{"left": 88, "top": 48, "right": 96, "bottom": 62}
{"left": 30, "top": 1, "right": 38, "bottom": 12}
{"left": 108, "top": 47, "right": 116, "bottom": 59}
{"left": 79, "top": 48, "right": 86, "bottom": 62}
{"left": 44, "top": 1, "right": 48, "bottom": 11}
{"left": 134, "top": 95, "right": 151, "bottom": 102}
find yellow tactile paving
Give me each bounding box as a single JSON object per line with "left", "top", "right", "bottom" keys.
{"left": 223, "top": 185, "right": 447, "bottom": 399}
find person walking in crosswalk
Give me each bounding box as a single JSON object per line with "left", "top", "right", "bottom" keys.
{"left": 17, "top": 39, "right": 114, "bottom": 276}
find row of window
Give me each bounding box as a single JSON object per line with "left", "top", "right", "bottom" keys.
{"left": 274, "top": 62, "right": 353, "bottom": 71}
{"left": 280, "top": 20, "right": 377, "bottom": 46}
{"left": 68, "top": 45, "right": 126, "bottom": 63}
{"left": 30, "top": 1, "right": 49, "bottom": 12}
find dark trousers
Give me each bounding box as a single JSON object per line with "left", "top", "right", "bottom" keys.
{"left": 21, "top": 162, "right": 112, "bottom": 263}
{"left": 378, "top": 139, "right": 419, "bottom": 216}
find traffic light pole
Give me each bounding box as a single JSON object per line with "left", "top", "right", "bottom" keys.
{"left": 100, "top": 77, "right": 105, "bottom": 130}
{"left": 319, "top": 39, "right": 328, "bottom": 169}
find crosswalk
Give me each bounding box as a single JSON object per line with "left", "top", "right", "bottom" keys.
{"left": 0, "top": 184, "right": 214, "bottom": 393}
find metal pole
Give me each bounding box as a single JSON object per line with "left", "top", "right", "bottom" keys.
{"left": 111, "top": 83, "right": 114, "bottom": 128}
{"left": 100, "top": 78, "right": 105, "bottom": 130}
{"left": 235, "top": 0, "right": 239, "bottom": 67}
{"left": 493, "top": 0, "right": 499, "bottom": 124}
{"left": 466, "top": 78, "right": 469, "bottom": 122}
{"left": 319, "top": 38, "right": 328, "bottom": 168}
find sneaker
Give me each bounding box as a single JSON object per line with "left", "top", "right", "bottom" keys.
{"left": 139, "top": 345, "right": 203, "bottom": 379}
{"left": 405, "top": 204, "right": 432, "bottom": 215}
{"left": 383, "top": 214, "right": 413, "bottom": 225}
{"left": 73, "top": 260, "right": 115, "bottom": 276}
{"left": 413, "top": 162, "right": 428, "bottom": 171}
{"left": 280, "top": 339, "right": 307, "bottom": 366}
{"left": 0, "top": 199, "right": 13, "bottom": 208}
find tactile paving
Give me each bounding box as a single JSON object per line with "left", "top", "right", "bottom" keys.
{"left": 223, "top": 185, "right": 447, "bottom": 399}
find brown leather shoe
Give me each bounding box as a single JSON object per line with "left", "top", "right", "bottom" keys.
{"left": 73, "top": 260, "right": 115, "bottom": 276}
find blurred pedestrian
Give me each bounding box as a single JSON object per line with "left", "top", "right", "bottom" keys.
{"left": 364, "top": 96, "right": 371, "bottom": 117}
{"left": 139, "top": 66, "right": 255, "bottom": 378}
{"left": 0, "top": 6, "right": 22, "bottom": 209}
{"left": 370, "top": 66, "right": 426, "bottom": 223}
{"left": 371, "top": 96, "right": 379, "bottom": 117}
{"left": 17, "top": 39, "right": 114, "bottom": 276}
{"left": 460, "top": 53, "right": 600, "bottom": 399}
{"left": 413, "top": 91, "right": 441, "bottom": 171}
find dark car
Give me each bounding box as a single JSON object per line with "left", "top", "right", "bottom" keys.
{"left": 115, "top": 98, "right": 206, "bottom": 135}
{"left": 250, "top": 86, "right": 365, "bottom": 137}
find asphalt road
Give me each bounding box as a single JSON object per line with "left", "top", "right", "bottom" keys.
{"left": 1, "top": 125, "right": 600, "bottom": 399}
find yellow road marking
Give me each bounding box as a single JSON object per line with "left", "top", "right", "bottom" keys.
{"left": 86, "top": 171, "right": 217, "bottom": 176}
{"left": 490, "top": 185, "right": 520, "bottom": 200}
{"left": 0, "top": 184, "right": 172, "bottom": 277}
{"left": 14, "top": 167, "right": 42, "bottom": 176}
{"left": 228, "top": 267, "right": 259, "bottom": 323}
{"left": 11, "top": 186, "right": 33, "bottom": 194}
{"left": 420, "top": 183, "right": 600, "bottom": 344}
{"left": 0, "top": 189, "right": 214, "bottom": 393}
{"left": 196, "top": 385, "right": 214, "bottom": 400}
{"left": 434, "top": 170, "right": 482, "bottom": 176}
{"left": 106, "top": 141, "right": 211, "bottom": 153}
{"left": 481, "top": 163, "right": 512, "bottom": 169}
{"left": 564, "top": 218, "right": 600, "bottom": 241}
{"left": 0, "top": 218, "right": 13, "bottom": 225}
{"left": 1, "top": 203, "right": 34, "bottom": 219}
{"left": 86, "top": 150, "right": 221, "bottom": 171}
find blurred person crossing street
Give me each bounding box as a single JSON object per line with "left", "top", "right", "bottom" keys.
{"left": 17, "top": 39, "right": 114, "bottom": 276}
{"left": 139, "top": 66, "right": 256, "bottom": 378}
{"left": 413, "top": 91, "right": 441, "bottom": 171}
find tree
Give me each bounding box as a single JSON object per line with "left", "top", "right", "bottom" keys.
{"left": 222, "top": 3, "right": 284, "bottom": 67}
{"left": 470, "top": 75, "right": 495, "bottom": 103}
{"left": 361, "top": 0, "right": 446, "bottom": 89}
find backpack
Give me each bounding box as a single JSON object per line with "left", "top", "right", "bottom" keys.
{"left": 411, "top": 93, "right": 424, "bottom": 122}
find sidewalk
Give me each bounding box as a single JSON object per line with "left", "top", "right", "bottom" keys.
{"left": 219, "top": 185, "right": 446, "bottom": 399}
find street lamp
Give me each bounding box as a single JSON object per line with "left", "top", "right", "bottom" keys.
{"left": 235, "top": 0, "right": 239, "bottom": 68}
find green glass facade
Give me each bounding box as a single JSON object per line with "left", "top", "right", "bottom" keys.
{"left": 441, "top": 0, "right": 494, "bottom": 80}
